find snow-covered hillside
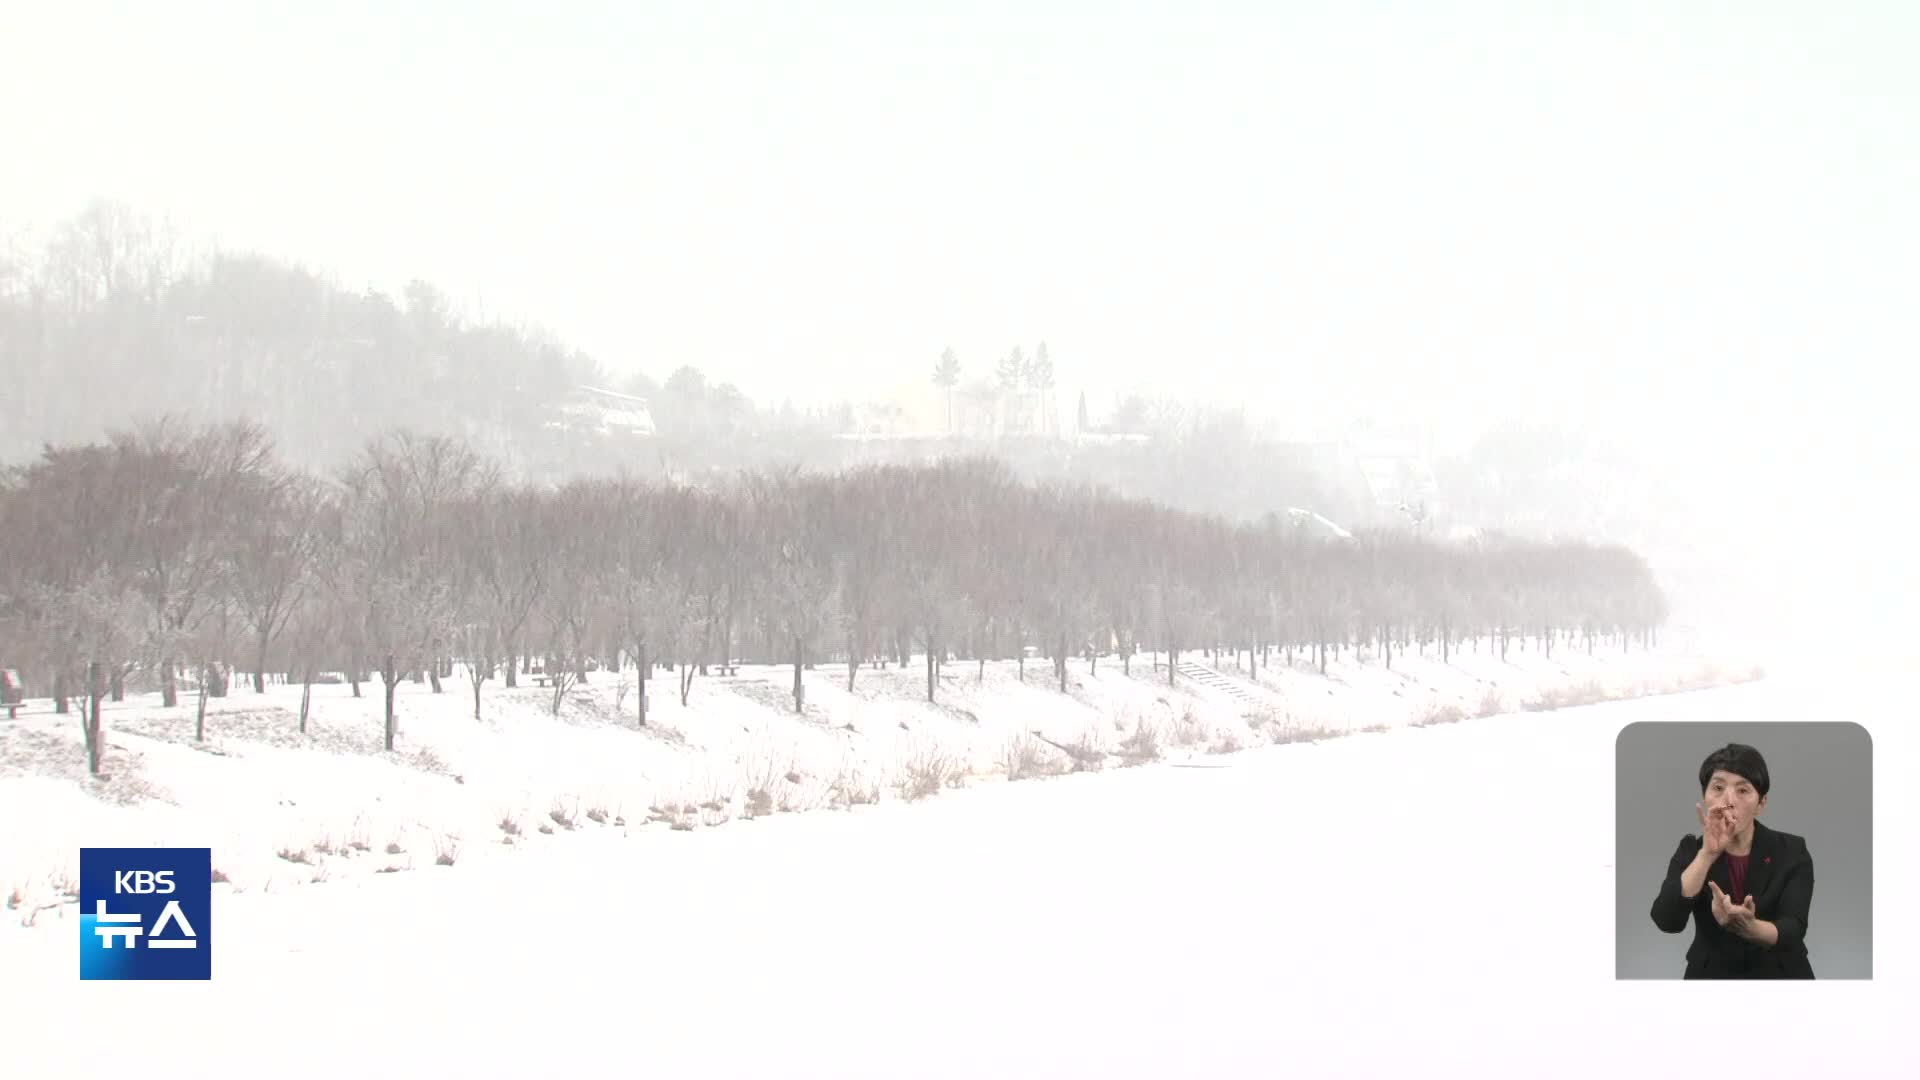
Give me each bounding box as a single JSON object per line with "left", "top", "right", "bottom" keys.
{"left": 0, "top": 653, "right": 1905, "bottom": 1077}
{"left": 2, "top": 644, "right": 1744, "bottom": 919}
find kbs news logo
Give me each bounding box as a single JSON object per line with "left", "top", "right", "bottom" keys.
{"left": 78, "top": 848, "right": 212, "bottom": 980}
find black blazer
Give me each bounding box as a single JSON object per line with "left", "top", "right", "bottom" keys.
{"left": 1650, "top": 819, "right": 1814, "bottom": 979}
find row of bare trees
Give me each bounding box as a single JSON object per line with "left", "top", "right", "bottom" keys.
{"left": 0, "top": 421, "right": 1668, "bottom": 772}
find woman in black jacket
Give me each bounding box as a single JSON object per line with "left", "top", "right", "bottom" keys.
{"left": 1650, "top": 743, "right": 1815, "bottom": 978}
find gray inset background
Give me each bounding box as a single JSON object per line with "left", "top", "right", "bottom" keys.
{"left": 1616, "top": 721, "right": 1871, "bottom": 979}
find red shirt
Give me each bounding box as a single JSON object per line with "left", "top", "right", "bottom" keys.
{"left": 1726, "top": 853, "right": 1750, "bottom": 903}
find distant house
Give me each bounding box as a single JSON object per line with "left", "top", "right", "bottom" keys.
{"left": 1352, "top": 449, "right": 1439, "bottom": 513}
{"left": 547, "top": 385, "right": 656, "bottom": 436}
{"left": 1284, "top": 507, "right": 1354, "bottom": 541}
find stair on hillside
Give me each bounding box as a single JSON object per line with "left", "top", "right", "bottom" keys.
{"left": 1172, "top": 661, "right": 1277, "bottom": 711}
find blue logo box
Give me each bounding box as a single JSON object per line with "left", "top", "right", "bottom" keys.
{"left": 79, "top": 848, "right": 212, "bottom": 980}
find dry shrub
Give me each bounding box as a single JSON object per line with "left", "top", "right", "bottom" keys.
{"left": 1208, "top": 731, "right": 1245, "bottom": 755}
{"left": 741, "top": 744, "right": 803, "bottom": 819}
{"left": 1523, "top": 680, "right": 1611, "bottom": 712}
{"left": 1475, "top": 686, "right": 1506, "bottom": 718}
{"left": 1047, "top": 730, "right": 1107, "bottom": 773}
{"left": 831, "top": 767, "right": 882, "bottom": 809}
{"left": 1119, "top": 722, "right": 1162, "bottom": 767}
{"left": 1264, "top": 718, "right": 1342, "bottom": 745}
{"left": 744, "top": 787, "right": 775, "bottom": 818}
{"left": 1002, "top": 733, "right": 1059, "bottom": 781}
{"left": 897, "top": 740, "right": 969, "bottom": 801}
{"left": 1414, "top": 702, "right": 1467, "bottom": 727}
{"left": 1172, "top": 708, "right": 1209, "bottom": 748}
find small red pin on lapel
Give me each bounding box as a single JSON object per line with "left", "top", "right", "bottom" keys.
{"left": 1764, "top": 857, "right": 1771, "bottom": 863}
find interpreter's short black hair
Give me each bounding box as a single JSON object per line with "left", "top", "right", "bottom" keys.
{"left": 1699, "top": 743, "right": 1770, "bottom": 799}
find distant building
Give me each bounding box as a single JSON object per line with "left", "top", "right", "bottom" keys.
{"left": 1284, "top": 507, "right": 1354, "bottom": 541}
{"left": 1281, "top": 429, "right": 1444, "bottom": 529}
{"left": 548, "top": 385, "right": 656, "bottom": 436}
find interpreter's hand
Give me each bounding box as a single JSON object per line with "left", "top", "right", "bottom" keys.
{"left": 1697, "top": 801, "right": 1733, "bottom": 857}
{"left": 1726, "top": 892, "right": 1759, "bottom": 939}
{"left": 1707, "top": 882, "right": 1758, "bottom": 937}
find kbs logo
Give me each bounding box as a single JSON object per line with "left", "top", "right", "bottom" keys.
{"left": 79, "top": 848, "right": 212, "bottom": 980}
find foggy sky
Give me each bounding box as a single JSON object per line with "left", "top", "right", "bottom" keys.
{"left": 3, "top": 2, "right": 1910, "bottom": 433}
{"left": 3, "top": 2, "right": 1915, "bottom": 630}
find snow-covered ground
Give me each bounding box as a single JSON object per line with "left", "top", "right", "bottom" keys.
{"left": 2, "top": 643, "right": 1742, "bottom": 913}
{"left": 3, "top": 643, "right": 1906, "bottom": 1076}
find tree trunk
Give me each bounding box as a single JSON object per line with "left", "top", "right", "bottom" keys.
{"left": 637, "top": 641, "right": 649, "bottom": 727}
{"left": 382, "top": 653, "right": 398, "bottom": 752}
{"left": 792, "top": 636, "right": 805, "bottom": 713}
{"left": 505, "top": 646, "right": 518, "bottom": 688}
{"left": 84, "top": 660, "right": 104, "bottom": 776}
{"left": 254, "top": 629, "right": 272, "bottom": 693}
{"left": 926, "top": 641, "right": 936, "bottom": 704}
{"left": 161, "top": 658, "right": 178, "bottom": 709}
{"left": 196, "top": 663, "right": 209, "bottom": 741}
{"left": 848, "top": 628, "right": 859, "bottom": 692}
{"left": 429, "top": 665, "right": 444, "bottom": 694}
{"left": 110, "top": 665, "right": 125, "bottom": 702}
{"left": 1058, "top": 631, "right": 1068, "bottom": 693}
{"left": 1383, "top": 627, "right": 1393, "bottom": 671}
{"left": 298, "top": 666, "right": 314, "bottom": 735}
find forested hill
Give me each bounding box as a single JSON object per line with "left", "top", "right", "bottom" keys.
{"left": 1, "top": 203, "right": 1722, "bottom": 602}
{"left": 1, "top": 203, "right": 603, "bottom": 470}
{"left": 0, "top": 204, "right": 1367, "bottom": 527}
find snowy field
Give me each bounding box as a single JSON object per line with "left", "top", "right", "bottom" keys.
{"left": 2, "top": 643, "right": 1740, "bottom": 913}
{"left": 1, "top": 644, "right": 1907, "bottom": 1076}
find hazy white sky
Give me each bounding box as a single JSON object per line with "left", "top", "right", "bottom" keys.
{"left": 1, "top": 1, "right": 1913, "bottom": 457}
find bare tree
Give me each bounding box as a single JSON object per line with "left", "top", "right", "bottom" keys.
{"left": 340, "top": 431, "right": 491, "bottom": 749}
{"left": 230, "top": 468, "right": 325, "bottom": 693}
